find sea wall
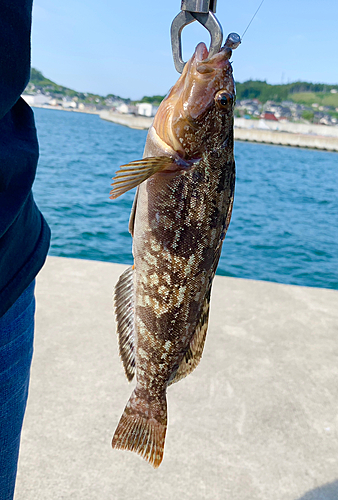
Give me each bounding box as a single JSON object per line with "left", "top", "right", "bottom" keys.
{"left": 100, "top": 110, "right": 153, "bottom": 130}
{"left": 234, "top": 117, "right": 338, "bottom": 138}
{"left": 234, "top": 127, "right": 338, "bottom": 151}
{"left": 100, "top": 111, "right": 338, "bottom": 152}
{"left": 31, "top": 103, "right": 100, "bottom": 114}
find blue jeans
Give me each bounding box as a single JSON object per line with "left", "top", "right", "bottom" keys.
{"left": 0, "top": 281, "right": 35, "bottom": 500}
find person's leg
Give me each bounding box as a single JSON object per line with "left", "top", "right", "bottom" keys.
{"left": 0, "top": 281, "right": 35, "bottom": 500}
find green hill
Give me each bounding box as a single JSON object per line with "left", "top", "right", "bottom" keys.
{"left": 29, "top": 68, "right": 87, "bottom": 98}
{"left": 26, "top": 68, "right": 129, "bottom": 105}
{"left": 236, "top": 80, "right": 338, "bottom": 106}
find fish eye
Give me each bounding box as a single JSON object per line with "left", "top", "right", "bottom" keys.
{"left": 215, "top": 92, "right": 234, "bottom": 109}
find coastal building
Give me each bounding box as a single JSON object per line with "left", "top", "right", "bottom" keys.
{"left": 116, "top": 103, "right": 130, "bottom": 114}
{"left": 22, "top": 93, "right": 51, "bottom": 106}
{"left": 49, "top": 98, "right": 62, "bottom": 107}
{"left": 261, "top": 112, "right": 278, "bottom": 121}
{"left": 235, "top": 99, "right": 261, "bottom": 117}
{"left": 61, "top": 98, "right": 77, "bottom": 109}
{"left": 105, "top": 98, "right": 124, "bottom": 107}
{"left": 136, "top": 102, "right": 159, "bottom": 117}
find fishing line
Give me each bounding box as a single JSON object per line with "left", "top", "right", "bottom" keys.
{"left": 241, "top": 0, "right": 266, "bottom": 39}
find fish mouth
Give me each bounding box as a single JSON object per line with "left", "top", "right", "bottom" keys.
{"left": 195, "top": 42, "right": 209, "bottom": 63}
{"left": 152, "top": 41, "right": 234, "bottom": 158}
{"left": 194, "top": 42, "right": 232, "bottom": 73}
{"left": 176, "top": 41, "right": 234, "bottom": 126}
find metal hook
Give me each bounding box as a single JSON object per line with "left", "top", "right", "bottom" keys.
{"left": 171, "top": 1, "right": 223, "bottom": 73}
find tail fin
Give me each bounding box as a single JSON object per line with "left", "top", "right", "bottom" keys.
{"left": 112, "top": 389, "right": 167, "bottom": 468}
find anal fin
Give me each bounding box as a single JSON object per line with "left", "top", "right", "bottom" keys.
{"left": 168, "top": 286, "right": 212, "bottom": 386}
{"left": 114, "top": 266, "right": 135, "bottom": 381}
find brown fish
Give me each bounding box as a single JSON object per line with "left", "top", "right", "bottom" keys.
{"left": 110, "top": 40, "right": 236, "bottom": 468}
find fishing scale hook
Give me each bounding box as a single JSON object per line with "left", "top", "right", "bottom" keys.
{"left": 171, "top": 0, "right": 241, "bottom": 73}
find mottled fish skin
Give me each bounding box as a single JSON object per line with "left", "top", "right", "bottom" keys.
{"left": 111, "top": 41, "right": 236, "bottom": 467}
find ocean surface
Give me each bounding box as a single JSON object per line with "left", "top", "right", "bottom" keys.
{"left": 32, "top": 107, "right": 338, "bottom": 290}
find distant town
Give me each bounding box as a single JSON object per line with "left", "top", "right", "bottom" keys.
{"left": 23, "top": 69, "right": 338, "bottom": 127}
{"left": 235, "top": 96, "right": 338, "bottom": 126}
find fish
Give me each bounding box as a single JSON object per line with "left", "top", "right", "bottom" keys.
{"left": 110, "top": 39, "right": 236, "bottom": 468}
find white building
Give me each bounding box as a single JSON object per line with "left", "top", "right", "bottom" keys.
{"left": 22, "top": 94, "right": 51, "bottom": 106}
{"left": 49, "top": 98, "right": 62, "bottom": 106}
{"left": 116, "top": 103, "right": 130, "bottom": 114}
{"left": 62, "top": 98, "right": 77, "bottom": 109}
{"left": 136, "top": 102, "right": 158, "bottom": 117}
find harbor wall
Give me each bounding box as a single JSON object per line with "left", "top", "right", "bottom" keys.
{"left": 234, "top": 117, "right": 338, "bottom": 138}
{"left": 100, "top": 110, "right": 154, "bottom": 130}
{"left": 100, "top": 111, "right": 338, "bottom": 152}
{"left": 234, "top": 127, "right": 338, "bottom": 151}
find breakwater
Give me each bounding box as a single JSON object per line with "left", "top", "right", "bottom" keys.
{"left": 100, "top": 110, "right": 338, "bottom": 152}
{"left": 100, "top": 110, "right": 153, "bottom": 130}
{"left": 234, "top": 127, "right": 338, "bottom": 151}
{"left": 30, "top": 103, "right": 100, "bottom": 115}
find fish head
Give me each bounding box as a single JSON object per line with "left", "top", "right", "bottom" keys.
{"left": 151, "top": 42, "right": 235, "bottom": 161}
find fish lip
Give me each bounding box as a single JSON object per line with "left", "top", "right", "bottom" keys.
{"left": 195, "top": 42, "right": 209, "bottom": 62}
{"left": 195, "top": 43, "right": 232, "bottom": 74}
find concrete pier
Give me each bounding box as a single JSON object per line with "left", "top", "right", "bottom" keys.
{"left": 100, "top": 110, "right": 153, "bottom": 130}
{"left": 234, "top": 127, "right": 338, "bottom": 152}
{"left": 234, "top": 118, "right": 338, "bottom": 152}
{"left": 100, "top": 111, "right": 338, "bottom": 152}
{"left": 15, "top": 256, "right": 338, "bottom": 500}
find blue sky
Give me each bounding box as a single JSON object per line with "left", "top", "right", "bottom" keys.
{"left": 31, "top": 0, "right": 338, "bottom": 100}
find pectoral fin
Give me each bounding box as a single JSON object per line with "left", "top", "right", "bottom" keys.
{"left": 168, "top": 286, "right": 211, "bottom": 386}
{"left": 110, "top": 156, "right": 174, "bottom": 199}
{"left": 114, "top": 266, "right": 135, "bottom": 381}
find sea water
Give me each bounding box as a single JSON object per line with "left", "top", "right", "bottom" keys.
{"left": 33, "top": 107, "right": 338, "bottom": 290}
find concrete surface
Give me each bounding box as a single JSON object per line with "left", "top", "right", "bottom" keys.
{"left": 14, "top": 256, "right": 338, "bottom": 500}
{"left": 234, "top": 118, "right": 338, "bottom": 138}
{"left": 99, "top": 111, "right": 338, "bottom": 151}
{"left": 100, "top": 110, "right": 154, "bottom": 130}
{"left": 234, "top": 127, "right": 338, "bottom": 152}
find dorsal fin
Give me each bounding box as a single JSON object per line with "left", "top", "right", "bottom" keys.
{"left": 114, "top": 266, "right": 135, "bottom": 381}
{"left": 168, "top": 286, "right": 211, "bottom": 386}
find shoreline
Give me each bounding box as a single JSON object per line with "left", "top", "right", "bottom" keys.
{"left": 100, "top": 110, "right": 338, "bottom": 152}
{"left": 30, "top": 106, "right": 338, "bottom": 152}
{"left": 100, "top": 110, "right": 153, "bottom": 130}
{"left": 30, "top": 103, "right": 100, "bottom": 115}
{"left": 234, "top": 127, "right": 338, "bottom": 152}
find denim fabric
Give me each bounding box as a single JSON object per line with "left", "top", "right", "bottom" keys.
{"left": 0, "top": 280, "right": 35, "bottom": 500}
{"left": 0, "top": 0, "right": 51, "bottom": 318}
